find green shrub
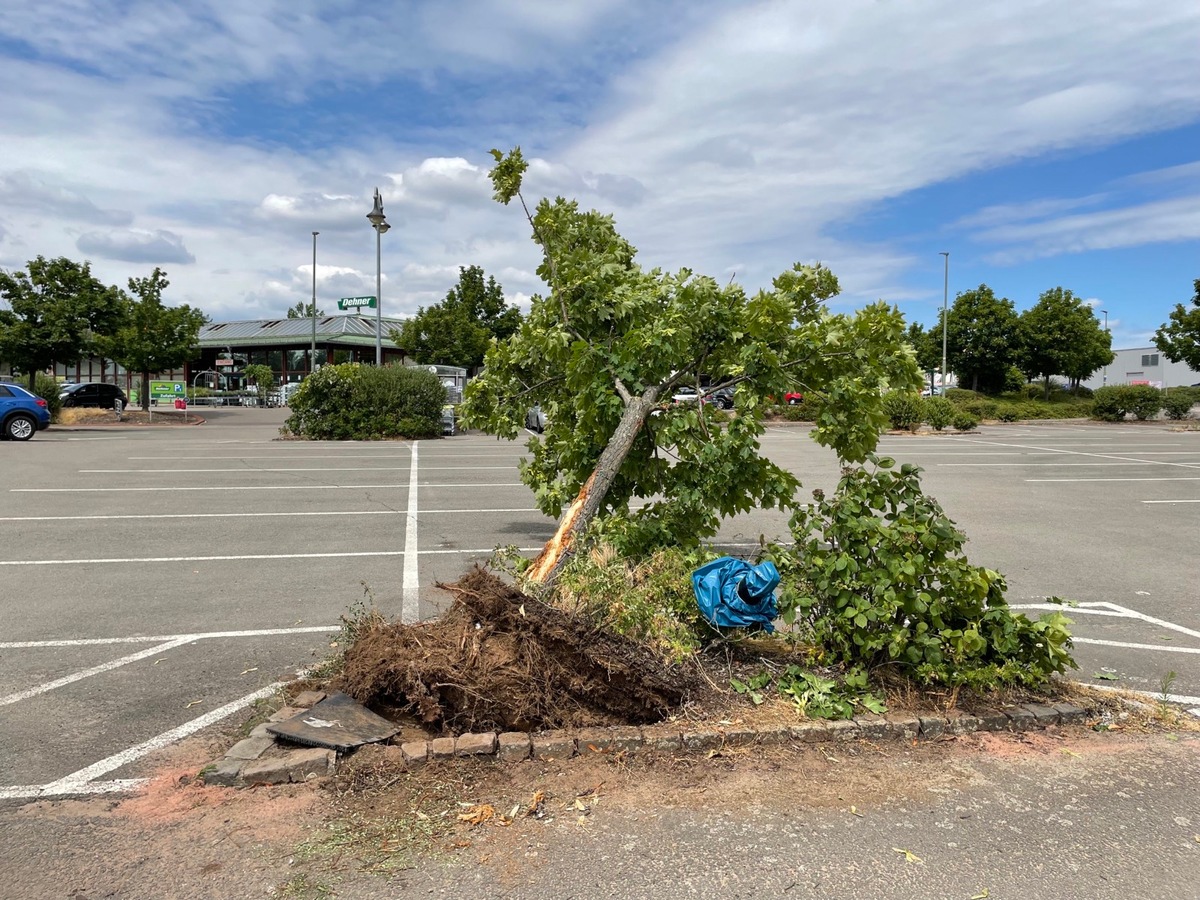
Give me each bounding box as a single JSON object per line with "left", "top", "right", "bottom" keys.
{"left": 944, "top": 387, "right": 977, "bottom": 403}
{"left": 283, "top": 363, "right": 446, "bottom": 440}
{"left": 1003, "top": 366, "right": 1026, "bottom": 393}
{"left": 1163, "top": 392, "right": 1196, "bottom": 420}
{"left": 779, "top": 394, "right": 821, "bottom": 422}
{"left": 883, "top": 392, "right": 924, "bottom": 431}
{"left": 1127, "top": 385, "right": 1164, "bottom": 421}
{"left": 952, "top": 412, "right": 979, "bottom": 432}
{"left": 771, "top": 457, "right": 1075, "bottom": 689}
{"left": 923, "top": 396, "right": 955, "bottom": 431}
{"left": 1091, "top": 385, "right": 1126, "bottom": 421}
{"left": 549, "top": 544, "right": 713, "bottom": 661}
{"left": 33, "top": 373, "right": 63, "bottom": 422}
{"left": 997, "top": 404, "right": 1021, "bottom": 423}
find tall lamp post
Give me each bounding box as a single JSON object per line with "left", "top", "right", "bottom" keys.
{"left": 311, "top": 231, "right": 319, "bottom": 373}
{"left": 366, "top": 188, "right": 390, "bottom": 365}
{"left": 939, "top": 251, "right": 949, "bottom": 392}
{"left": 1102, "top": 309, "right": 1109, "bottom": 385}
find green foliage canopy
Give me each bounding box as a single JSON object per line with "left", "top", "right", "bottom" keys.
{"left": 460, "top": 148, "right": 922, "bottom": 557}
{"left": 286, "top": 300, "right": 326, "bottom": 318}
{"left": 393, "top": 265, "right": 521, "bottom": 371}
{"left": 1017, "top": 287, "right": 1112, "bottom": 393}
{"left": 283, "top": 362, "right": 446, "bottom": 440}
{"left": 1154, "top": 278, "right": 1200, "bottom": 371}
{"left": 0, "top": 256, "right": 126, "bottom": 391}
{"left": 109, "top": 268, "right": 207, "bottom": 410}
{"left": 945, "top": 284, "right": 1020, "bottom": 394}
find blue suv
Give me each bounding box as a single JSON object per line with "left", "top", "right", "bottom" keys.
{"left": 0, "top": 383, "right": 52, "bottom": 441}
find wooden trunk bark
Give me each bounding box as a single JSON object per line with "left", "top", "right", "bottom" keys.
{"left": 526, "top": 391, "right": 659, "bottom": 587}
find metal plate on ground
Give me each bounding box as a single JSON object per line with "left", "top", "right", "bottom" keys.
{"left": 266, "top": 690, "right": 400, "bottom": 750}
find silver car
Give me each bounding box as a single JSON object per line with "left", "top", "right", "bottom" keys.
{"left": 525, "top": 405, "right": 547, "bottom": 433}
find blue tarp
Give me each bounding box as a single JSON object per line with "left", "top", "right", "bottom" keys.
{"left": 691, "top": 557, "right": 781, "bottom": 632}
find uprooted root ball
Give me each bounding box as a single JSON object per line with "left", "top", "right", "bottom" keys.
{"left": 335, "top": 567, "right": 692, "bottom": 732}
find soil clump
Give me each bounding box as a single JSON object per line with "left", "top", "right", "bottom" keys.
{"left": 336, "top": 567, "right": 691, "bottom": 733}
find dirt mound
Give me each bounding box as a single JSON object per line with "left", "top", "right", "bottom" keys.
{"left": 336, "top": 567, "right": 691, "bottom": 733}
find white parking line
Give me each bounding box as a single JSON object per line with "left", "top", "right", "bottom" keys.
{"left": 1142, "top": 499, "right": 1200, "bottom": 504}
{"left": 0, "top": 626, "right": 337, "bottom": 649}
{"left": 12, "top": 484, "right": 409, "bottom": 493}
{"left": 0, "top": 508, "right": 540, "bottom": 522}
{"left": 1073, "top": 637, "right": 1200, "bottom": 655}
{"left": 0, "top": 638, "right": 192, "bottom": 707}
{"left": 403, "top": 442, "right": 420, "bottom": 623}
{"left": 0, "top": 548, "right": 542, "bottom": 566}
{"left": 1012, "top": 601, "right": 1200, "bottom": 641}
{"left": 941, "top": 462, "right": 1169, "bottom": 467}
{"left": 1027, "top": 476, "right": 1200, "bottom": 482}
{"left": 80, "top": 467, "right": 416, "bottom": 473}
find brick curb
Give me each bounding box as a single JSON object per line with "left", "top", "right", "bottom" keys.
{"left": 200, "top": 699, "right": 1089, "bottom": 788}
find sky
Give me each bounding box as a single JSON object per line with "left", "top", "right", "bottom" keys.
{"left": 1, "top": 1, "right": 1198, "bottom": 352}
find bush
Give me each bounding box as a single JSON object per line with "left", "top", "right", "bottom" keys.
{"left": 1163, "top": 391, "right": 1196, "bottom": 420}
{"left": 283, "top": 363, "right": 446, "bottom": 440}
{"left": 1127, "top": 385, "right": 1164, "bottom": 420}
{"left": 780, "top": 394, "right": 821, "bottom": 422}
{"left": 923, "top": 396, "right": 955, "bottom": 431}
{"left": 944, "top": 387, "right": 977, "bottom": 403}
{"left": 952, "top": 412, "right": 979, "bottom": 432}
{"left": 549, "top": 544, "right": 713, "bottom": 661}
{"left": 1093, "top": 384, "right": 1165, "bottom": 422}
{"left": 32, "top": 373, "right": 64, "bottom": 422}
{"left": 883, "top": 392, "right": 924, "bottom": 431}
{"left": 771, "top": 457, "right": 1075, "bottom": 689}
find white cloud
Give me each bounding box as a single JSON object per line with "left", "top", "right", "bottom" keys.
{"left": 76, "top": 228, "right": 195, "bottom": 265}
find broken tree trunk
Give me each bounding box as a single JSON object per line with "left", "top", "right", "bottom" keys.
{"left": 526, "top": 389, "right": 660, "bottom": 587}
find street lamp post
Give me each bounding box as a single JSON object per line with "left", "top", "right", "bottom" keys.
{"left": 1102, "top": 309, "right": 1109, "bottom": 386}
{"left": 311, "top": 231, "right": 319, "bottom": 373}
{"left": 939, "top": 251, "right": 949, "bottom": 392}
{"left": 366, "top": 188, "right": 391, "bottom": 365}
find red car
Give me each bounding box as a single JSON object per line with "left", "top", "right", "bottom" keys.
{"left": 784, "top": 392, "right": 804, "bottom": 405}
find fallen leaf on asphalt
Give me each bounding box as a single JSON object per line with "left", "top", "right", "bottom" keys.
{"left": 184, "top": 699, "right": 203, "bottom": 708}
{"left": 153, "top": 658, "right": 165, "bottom": 665}
{"left": 970, "top": 890, "right": 990, "bottom": 899}
{"left": 457, "top": 804, "right": 496, "bottom": 826}
{"left": 576, "top": 815, "right": 589, "bottom": 827}
{"left": 1194, "top": 835, "right": 1200, "bottom": 844}
{"left": 892, "top": 848, "right": 923, "bottom": 864}
{"left": 850, "top": 805, "right": 864, "bottom": 818}
{"left": 1093, "top": 672, "right": 1119, "bottom": 681}
{"left": 523, "top": 791, "right": 546, "bottom": 818}
{"left": 1060, "top": 749, "right": 1081, "bottom": 758}
{"left": 239, "top": 667, "right": 258, "bottom": 675}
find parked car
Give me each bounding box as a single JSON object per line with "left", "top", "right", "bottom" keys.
{"left": 784, "top": 391, "right": 804, "bottom": 405}
{"left": 670, "top": 387, "right": 704, "bottom": 405}
{"left": 59, "top": 382, "right": 127, "bottom": 409}
{"left": 920, "top": 386, "right": 943, "bottom": 397}
{"left": 0, "top": 383, "right": 51, "bottom": 440}
{"left": 525, "top": 405, "right": 547, "bottom": 433}
{"left": 704, "top": 387, "right": 735, "bottom": 410}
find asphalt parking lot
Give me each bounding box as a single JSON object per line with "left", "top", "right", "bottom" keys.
{"left": 1, "top": 411, "right": 1197, "bottom": 800}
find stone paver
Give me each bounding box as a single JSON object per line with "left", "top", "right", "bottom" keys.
{"left": 456, "top": 732, "right": 498, "bottom": 756}
{"left": 497, "top": 732, "right": 531, "bottom": 762}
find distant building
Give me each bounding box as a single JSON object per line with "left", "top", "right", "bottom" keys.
{"left": 1081, "top": 347, "right": 1200, "bottom": 391}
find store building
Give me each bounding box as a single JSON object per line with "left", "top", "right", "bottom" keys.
{"left": 1081, "top": 347, "right": 1200, "bottom": 391}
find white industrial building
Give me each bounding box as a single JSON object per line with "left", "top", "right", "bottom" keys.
{"left": 1081, "top": 347, "right": 1200, "bottom": 391}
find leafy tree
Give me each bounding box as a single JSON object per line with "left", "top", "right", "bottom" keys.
{"left": 109, "top": 268, "right": 208, "bottom": 410}
{"left": 1154, "top": 278, "right": 1200, "bottom": 371}
{"left": 393, "top": 265, "right": 521, "bottom": 371}
{"left": 905, "top": 321, "right": 942, "bottom": 390}
{"left": 243, "top": 363, "right": 274, "bottom": 406}
{"left": 1017, "top": 287, "right": 1113, "bottom": 396}
{"left": 287, "top": 300, "right": 325, "bottom": 318}
{"left": 460, "top": 148, "right": 922, "bottom": 586}
{"left": 945, "top": 285, "right": 1020, "bottom": 394}
{"left": 0, "top": 256, "right": 126, "bottom": 391}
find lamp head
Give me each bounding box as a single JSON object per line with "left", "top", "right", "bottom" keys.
{"left": 366, "top": 188, "right": 388, "bottom": 227}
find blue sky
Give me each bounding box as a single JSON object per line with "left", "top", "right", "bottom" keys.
{"left": 1, "top": 1, "right": 1198, "bottom": 351}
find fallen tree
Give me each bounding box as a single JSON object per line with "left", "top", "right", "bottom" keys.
{"left": 460, "top": 148, "right": 923, "bottom": 587}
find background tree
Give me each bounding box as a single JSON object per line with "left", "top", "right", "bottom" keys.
{"left": 109, "top": 268, "right": 208, "bottom": 410}
{"left": 905, "top": 321, "right": 942, "bottom": 391}
{"left": 460, "top": 148, "right": 921, "bottom": 587}
{"left": 1154, "top": 278, "right": 1200, "bottom": 371}
{"left": 243, "top": 363, "right": 274, "bottom": 406}
{"left": 286, "top": 300, "right": 325, "bottom": 318}
{"left": 1017, "top": 287, "right": 1113, "bottom": 396}
{"left": 393, "top": 265, "right": 521, "bottom": 371}
{"left": 945, "top": 284, "right": 1020, "bottom": 393}
{"left": 0, "top": 256, "right": 125, "bottom": 391}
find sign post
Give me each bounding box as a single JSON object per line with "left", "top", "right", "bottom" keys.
{"left": 150, "top": 380, "right": 187, "bottom": 423}
{"left": 338, "top": 296, "right": 377, "bottom": 312}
